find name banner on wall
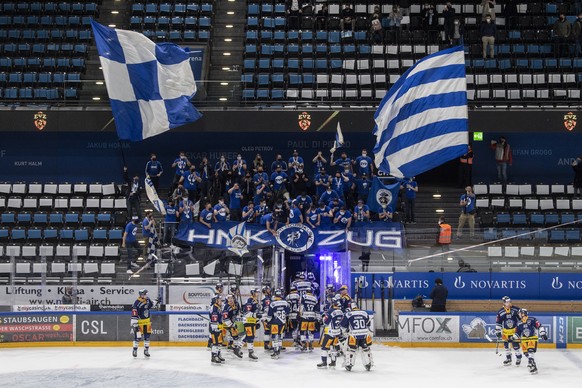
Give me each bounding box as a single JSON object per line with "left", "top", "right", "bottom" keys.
{"left": 397, "top": 314, "right": 460, "bottom": 343}
{"left": 175, "top": 221, "right": 402, "bottom": 252}
{"left": 352, "top": 272, "right": 582, "bottom": 300}
{"left": 0, "top": 314, "right": 73, "bottom": 343}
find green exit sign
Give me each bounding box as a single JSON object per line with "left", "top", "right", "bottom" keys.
{"left": 473, "top": 132, "right": 483, "bottom": 141}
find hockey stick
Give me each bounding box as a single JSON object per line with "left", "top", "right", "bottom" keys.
{"left": 371, "top": 274, "right": 376, "bottom": 313}
{"left": 380, "top": 277, "right": 386, "bottom": 331}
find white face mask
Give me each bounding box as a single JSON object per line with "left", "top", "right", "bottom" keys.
{"left": 362, "top": 153, "right": 367, "bottom": 157}
{"left": 237, "top": 156, "right": 242, "bottom": 160}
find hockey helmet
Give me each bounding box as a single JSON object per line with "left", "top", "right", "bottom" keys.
{"left": 262, "top": 285, "right": 271, "bottom": 294}
{"left": 332, "top": 295, "right": 341, "bottom": 307}
{"left": 290, "top": 284, "right": 298, "bottom": 292}
{"left": 216, "top": 282, "right": 224, "bottom": 292}
{"left": 338, "top": 285, "right": 348, "bottom": 293}
{"left": 230, "top": 285, "right": 239, "bottom": 294}
{"left": 274, "top": 288, "right": 283, "bottom": 298}
{"left": 138, "top": 289, "right": 148, "bottom": 297}
{"left": 326, "top": 284, "right": 335, "bottom": 294}
{"left": 518, "top": 308, "right": 528, "bottom": 318}
{"left": 502, "top": 296, "right": 511, "bottom": 305}
{"left": 250, "top": 287, "right": 260, "bottom": 295}
{"left": 350, "top": 301, "right": 360, "bottom": 310}
{"left": 306, "top": 272, "right": 315, "bottom": 281}
{"left": 211, "top": 295, "right": 222, "bottom": 305}
{"left": 226, "top": 294, "right": 235, "bottom": 303}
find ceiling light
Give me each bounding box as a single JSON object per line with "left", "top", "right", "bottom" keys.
{"left": 223, "top": 52, "right": 231, "bottom": 56}
{"left": 95, "top": 81, "right": 104, "bottom": 85}
{"left": 111, "top": 11, "right": 119, "bottom": 14}
{"left": 92, "top": 97, "right": 101, "bottom": 101}
{"left": 222, "top": 67, "right": 230, "bottom": 71}
{"left": 433, "top": 193, "right": 442, "bottom": 198}
{"left": 224, "top": 38, "right": 232, "bottom": 42}
{"left": 226, "top": 24, "right": 233, "bottom": 28}
{"left": 227, "top": 11, "right": 235, "bottom": 15}
{"left": 219, "top": 98, "right": 228, "bottom": 101}
{"left": 435, "top": 209, "right": 445, "bottom": 213}
{"left": 108, "top": 24, "right": 116, "bottom": 28}
{"left": 447, "top": 257, "right": 453, "bottom": 261}
{"left": 220, "top": 82, "right": 229, "bottom": 86}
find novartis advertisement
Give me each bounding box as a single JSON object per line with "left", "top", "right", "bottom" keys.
{"left": 351, "top": 272, "right": 582, "bottom": 300}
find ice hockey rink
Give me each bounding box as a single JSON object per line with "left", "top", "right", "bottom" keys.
{"left": 0, "top": 346, "right": 580, "bottom": 388}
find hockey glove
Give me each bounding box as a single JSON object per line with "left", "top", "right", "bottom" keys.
{"left": 540, "top": 328, "right": 548, "bottom": 341}
{"left": 495, "top": 330, "right": 501, "bottom": 339}
{"left": 130, "top": 318, "right": 138, "bottom": 334}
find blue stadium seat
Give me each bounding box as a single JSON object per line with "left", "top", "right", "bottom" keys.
{"left": 1, "top": 212, "right": 16, "bottom": 225}
{"left": 549, "top": 230, "right": 565, "bottom": 242}
{"left": 183, "top": 30, "right": 197, "bottom": 40}
{"left": 11, "top": 227, "right": 26, "bottom": 241}
{"left": 97, "top": 212, "right": 112, "bottom": 226}
{"left": 198, "top": 30, "right": 210, "bottom": 40}
{"left": 0, "top": 227, "right": 9, "bottom": 242}
{"left": 33, "top": 212, "right": 48, "bottom": 226}
{"left": 17, "top": 212, "right": 32, "bottom": 226}
{"left": 242, "top": 89, "right": 255, "bottom": 99}
{"left": 566, "top": 229, "right": 581, "bottom": 242}
{"left": 43, "top": 227, "right": 58, "bottom": 241}
{"left": 512, "top": 213, "right": 527, "bottom": 225}
{"left": 74, "top": 228, "right": 89, "bottom": 242}
{"left": 248, "top": 4, "right": 260, "bottom": 16}
{"left": 50, "top": 212, "right": 63, "bottom": 226}
{"left": 93, "top": 228, "right": 108, "bottom": 242}
{"left": 65, "top": 212, "right": 79, "bottom": 226}
{"left": 81, "top": 212, "right": 96, "bottom": 226}
{"left": 28, "top": 227, "right": 42, "bottom": 242}
{"left": 501, "top": 229, "right": 517, "bottom": 239}
{"left": 496, "top": 212, "right": 511, "bottom": 226}
{"left": 483, "top": 228, "right": 498, "bottom": 241}
{"left": 108, "top": 228, "right": 123, "bottom": 242}
{"left": 545, "top": 213, "right": 559, "bottom": 225}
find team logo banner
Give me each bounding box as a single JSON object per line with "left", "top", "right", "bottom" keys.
{"left": 367, "top": 177, "right": 400, "bottom": 213}
{"left": 175, "top": 221, "right": 403, "bottom": 253}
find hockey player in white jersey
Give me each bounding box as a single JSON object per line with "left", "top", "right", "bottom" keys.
{"left": 340, "top": 302, "right": 373, "bottom": 371}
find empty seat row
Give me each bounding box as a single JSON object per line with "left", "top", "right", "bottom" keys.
{"left": 0, "top": 29, "right": 92, "bottom": 42}
{"left": 0, "top": 15, "right": 93, "bottom": 27}
{"left": 134, "top": 28, "right": 210, "bottom": 41}
{"left": 0, "top": 226, "right": 124, "bottom": 243}
{"left": 490, "top": 211, "right": 582, "bottom": 226}
{"left": 0, "top": 2, "right": 98, "bottom": 15}
{"left": 483, "top": 227, "right": 582, "bottom": 242}
{"left": 0, "top": 211, "right": 122, "bottom": 226}
{"left": 130, "top": 15, "right": 212, "bottom": 28}
{"left": 0, "top": 260, "right": 119, "bottom": 276}
{"left": 488, "top": 245, "right": 582, "bottom": 258}
{"left": 131, "top": 2, "right": 213, "bottom": 16}
{"left": 473, "top": 183, "right": 577, "bottom": 196}
{"left": 0, "top": 182, "right": 119, "bottom": 196}
{"left": 477, "top": 197, "right": 582, "bottom": 211}
{"left": 0, "top": 196, "right": 127, "bottom": 211}
{"left": 0, "top": 43, "right": 88, "bottom": 56}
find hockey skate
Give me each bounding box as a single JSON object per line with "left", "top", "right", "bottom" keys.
{"left": 515, "top": 357, "right": 522, "bottom": 366}
{"left": 529, "top": 360, "right": 538, "bottom": 374}
{"left": 503, "top": 357, "right": 512, "bottom": 366}
{"left": 270, "top": 350, "right": 280, "bottom": 360}
{"left": 248, "top": 350, "right": 258, "bottom": 361}
{"left": 233, "top": 347, "right": 243, "bottom": 359}
{"left": 328, "top": 359, "right": 336, "bottom": 368}
{"left": 217, "top": 352, "right": 225, "bottom": 362}
{"left": 345, "top": 365, "right": 352, "bottom": 371}
{"left": 300, "top": 342, "right": 307, "bottom": 352}
{"left": 132, "top": 348, "right": 138, "bottom": 358}
{"left": 211, "top": 354, "right": 222, "bottom": 365}
{"left": 365, "top": 363, "right": 372, "bottom": 371}
{"left": 308, "top": 342, "right": 314, "bottom": 352}
{"left": 317, "top": 361, "right": 327, "bottom": 369}
{"left": 144, "top": 348, "right": 150, "bottom": 358}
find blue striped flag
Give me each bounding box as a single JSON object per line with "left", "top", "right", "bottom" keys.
{"left": 91, "top": 21, "right": 201, "bottom": 142}
{"left": 373, "top": 45, "right": 468, "bottom": 178}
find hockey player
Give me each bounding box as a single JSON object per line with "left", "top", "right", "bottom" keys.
{"left": 495, "top": 296, "right": 522, "bottom": 366}
{"left": 513, "top": 308, "right": 547, "bottom": 374}
{"left": 323, "top": 284, "right": 336, "bottom": 311}
{"left": 222, "top": 294, "right": 243, "bottom": 358}
{"left": 340, "top": 302, "right": 373, "bottom": 371}
{"left": 242, "top": 288, "right": 260, "bottom": 361}
{"left": 131, "top": 289, "right": 158, "bottom": 358}
{"left": 209, "top": 295, "right": 226, "bottom": 364}
{"left": 260, "top": 285, "right": 272, "bottom": 351}
{"left": 337, "top": 285, "right": 353, "bottom": 312}
{"left": 307, "top": 272, "right": 320, "bottom": 296}
{"left": 292, "top": 273, "right": 312, "bottom": 294}
{"left": 208, "top": 282, "right": 225, "bottom": 349}
{"left": 299, "top": 286, "right": 319, "bottom": 351}
{"left": 317, "top": 296, "right": 344, "bottom": 369}
{"left": 266, "top": 288, "right": 290, "bottom": 359}
{"left": 227, "top": 285, "right": 242, "bottom": 350}
{"left": 286, "top": 284, "right": 301, "bottom": 349}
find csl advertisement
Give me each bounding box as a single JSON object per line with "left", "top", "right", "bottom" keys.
{"left": 351, "top": 272, "right": 582, "bottom": 300}
{"left": 75, "top": 313, "right": 169, "bottom": 342}
{"left": 0, "top": 314, "right": 73, "bottom": 343}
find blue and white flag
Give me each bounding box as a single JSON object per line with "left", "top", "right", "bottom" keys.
{"left": 330, "top": 122, "right": 345, "bottom": 153}
{"left": 228, "top": 222, "right": 249, "bottom": 257}
{"left": 91, "top": 21, "right": 201, "bottom": 142}
{"left": 373, "top": 45, "right": 468, "bottom": 178}
{"left": 366, "top": 177, "right": 400, "bottom": 213}
{"left": 144, "top": 177, "right": 166, "bottom": 215}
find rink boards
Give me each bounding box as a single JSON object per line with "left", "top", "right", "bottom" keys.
{"left": 0, "top": 309, "right": 581, "bottom": 349}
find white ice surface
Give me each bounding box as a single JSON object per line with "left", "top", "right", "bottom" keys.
{"left": 0, "top": 346, "right": 581, "bottom": 388}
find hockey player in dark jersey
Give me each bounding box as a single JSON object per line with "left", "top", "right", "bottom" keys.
{"left": 307, "top": 272, "right": 320, "bottom": 296}
{"left": 513, "top": 308, "right": 547, "bottom": 374}
{"left": 286, "top": 284, "right": 301, "bottom": 349}
{"left": 222, "top": 294, "right": 243, "bottom": 358}
{"left": 338, "top": 284, "right": 352, "bottom": 312}
{"left": 131, "top": 289, "right": 158, "bottom": 358}
{"left": 323, "top": 284, "right": 336, "bottom": 311}
{"left": 340, "top": 302, "right": 373, "bottom": 371}
{"left": 495, "top": 296, "right": 522, "bottom": 366}
{"left": 209, "top": 295, "right": 226, "bottom": 364}
{"left": 317, "top": 295, "right": 344, "bottom": 369}
{"left": 299, "top": 286, "right": 319, "bottom": 351}
{"left": 261, "top": 285, "right": 272, "bottom": 351}
{"left": 226, "top": 285, "right": 242, "bottom": 350}
{"left": 208, "top": 282, "right": 225, "bottom": 349}
{"left": 292, "top": 273, "right": 312, "bottom": 294}
{"left": 242, "top": 288, "right": 260, "bottom": 361}
{"left": 266, "top": 288, "right": 290, "bottom": 359}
